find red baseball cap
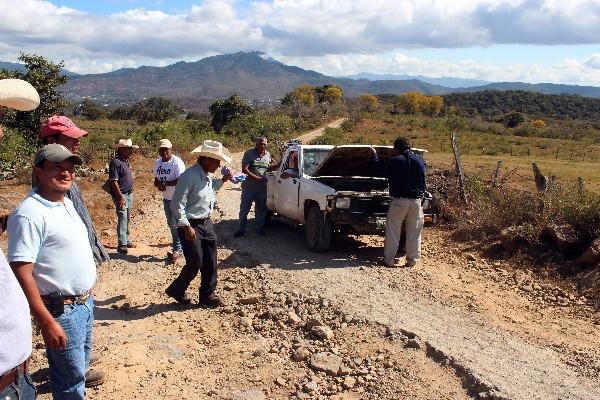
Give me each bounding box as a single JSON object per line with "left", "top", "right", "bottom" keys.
{"left": 40, "top": 115, "right": 88, "bottom": 139}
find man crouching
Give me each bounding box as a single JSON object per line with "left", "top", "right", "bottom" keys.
{"left": 8, "top": 144, "right": 97, "bottom": 399}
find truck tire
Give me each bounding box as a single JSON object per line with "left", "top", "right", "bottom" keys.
{"left": 304, "top": 205, "right": 332, "bottom": 252}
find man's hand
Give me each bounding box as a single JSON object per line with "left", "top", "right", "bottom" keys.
{"left": 40, "top": 319, "right": 67, "bottom": 350}
{"left": 183, "top": 225, "right": 196, "bottom": 241}
{"left": 118, "top": 196, "right": 126, "bottom": 210}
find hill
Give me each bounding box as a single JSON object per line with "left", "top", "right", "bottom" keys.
{"left": 0, "top": 61, "right": 79, "bottom": 76}
{"left": 344, "top": 72, "right": 489, "bottom": 88}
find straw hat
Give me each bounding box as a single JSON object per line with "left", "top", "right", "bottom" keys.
{"left": 158, "top": 138, "right": 172, "bottom": 148}
{"left": 0, "top": 79, "right": 40, "bottom": 111}
{"left": 191, "top": 140, "right": 232, "bottom": 164}
{"left": 114, "top": 138, "right": 139, "bottom": 149}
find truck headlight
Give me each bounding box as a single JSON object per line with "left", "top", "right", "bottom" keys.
{"left": 422, "top": 199, "right": 430, "bottom": 209}
{"left": 335, "top": 197, "right": 351, "bottom": 209}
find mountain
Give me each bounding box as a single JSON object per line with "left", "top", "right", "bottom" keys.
{"left": 453, "top": 82, "right": 600, "bottom": 98}
{"left": 59, "top": 52, "right": 600, "bottom": 109}
{"left": 0, "top": 61, "right": 79, "bottom": 76}
{"left": 61, "top": 52, "right": 447, "bottom": 107}
{"left": 344, "top": 72, "right": 489, "bottom": 88}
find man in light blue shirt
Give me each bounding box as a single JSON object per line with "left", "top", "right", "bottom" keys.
{"left": 8, "top": 144, "right": 97, "bottom": 400}
{"left": 166, "top": 140, "right": 232, "bottom": 307}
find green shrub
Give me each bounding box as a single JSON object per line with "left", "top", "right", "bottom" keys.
{"left": 0, "top": 128, "right": 36, "bottom": 180}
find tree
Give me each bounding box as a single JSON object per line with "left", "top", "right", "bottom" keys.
{"left": 132, "top": 97, "right": 182, "bottom": 125}
{"left": 0, "top": 53, "right": 69, "bottom": 143}
{"left": 359, "top": 94, "right": 379, "bottom": 112}
{"left": 282, "top": 84, "right": 316, "bottom": 107}
{"left": 396, "top": 92, "right": 422, "bottom": 114}
{"left": 316, "top": 85, "right": 344, "bottom": 104}
{"left": 504, "top": 111, "right": 525, "bottom": 128}
{"left": 209, "top": 94, "right": 252, "bottom": 133}
{"left": 76, "top": 99, "right": 106, "bottom": 120}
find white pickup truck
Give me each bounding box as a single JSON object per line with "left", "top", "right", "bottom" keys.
{"left": 266, "top": 143, "right": 436, "bottom": 251}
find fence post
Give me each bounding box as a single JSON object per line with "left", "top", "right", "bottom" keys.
{"left": 450, "top": 132, "right": 468, "bottom": 204}
{"left": 578, "top": 177, "right": 584, "bottom": 196}
{"left": 492, "top": 161, "right": 503, "bottom": 187}
{"left": 532, "top": 162, "right": 548, "bottom": 192}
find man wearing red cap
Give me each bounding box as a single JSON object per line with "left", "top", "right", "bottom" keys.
{"left": 37, "top": 116, "right": 107, "bottom": 387}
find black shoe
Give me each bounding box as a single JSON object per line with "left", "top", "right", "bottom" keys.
{"left": 198, "top": 294, "right": 224, "bottom": 308}
{"left": 257, "top": 229, "right": 266, "bottom": 236}
{"left": 233, "top": 230, "right": 245, "bottom": 238}
{"left": 117, "top": 246, "right": 128, "bottom": 255}
{"left": 165, "top": 288, "right": 191, "bottom": 305}
{"left": 126, "top": 242, "right": 137, "bottom": 248}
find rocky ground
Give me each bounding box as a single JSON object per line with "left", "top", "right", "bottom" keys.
{"left": 1, "top": 121, "right": 599, "bottom": 399}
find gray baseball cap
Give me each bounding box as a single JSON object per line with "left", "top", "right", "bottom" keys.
{"left": 34, "top": 144, "right": 83, "bottom": 166}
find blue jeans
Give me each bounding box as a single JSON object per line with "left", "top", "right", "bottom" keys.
{"left": 163, "top": 199, "right": 182, "bottom": 252}
{"left": 114, "top": 192, "right": 133, "bottom": 247}
{"left": 46, "top": 296, "right": 94, "bottom": 400}
{"left": 238, "top": 188, "right": 267, "bottom": 232}
{"left": 0, "top": 369, "right": 36, "bottom": 400}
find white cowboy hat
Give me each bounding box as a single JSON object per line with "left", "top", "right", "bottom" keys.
{"left": 114, "top": 138, "right": 139, "bottom": 149}
{"left": 191, "top": 140, "right": 232, "bottom": 164}
{"left": 0, "top": 79, "right": 40, "bottom": 111}
{"left": 158, "top": 138, "right": 172, "bottom": 148}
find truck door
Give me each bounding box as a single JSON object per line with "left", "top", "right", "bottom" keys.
{"left": 274, "top": 149, "right": 301, "bottom": 220}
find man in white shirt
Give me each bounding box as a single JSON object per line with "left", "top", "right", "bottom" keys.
{"left": 8, "top": 144, "right": 97, "bottom": 400}
{"left": 0, "top": 78, "right": 39, "bottom": 400}
{"left": 153, "top": 139, "right": 186, "bottom": 261}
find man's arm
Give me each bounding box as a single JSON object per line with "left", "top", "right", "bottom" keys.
{"left": 153, "top": 177, "right": 166, "bottom": 191}
{"left": 109, "top": 161, "right": 126, "bottom": 209}
{"left": 11, "top": 262, "right": 67, "bottom": 350}
{"left": 242, "top": 164, "right": 263, "bottom": 181}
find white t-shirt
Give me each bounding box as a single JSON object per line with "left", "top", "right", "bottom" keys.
{"left": 0, "top": 249, "right": 31, "bottom": 375}
{"left": 154, "top": 155, "right": 186, "bottom": 200}
{"left": 7, "top": 191, "right": 97, "bottom": 296}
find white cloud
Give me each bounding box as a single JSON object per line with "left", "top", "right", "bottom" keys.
{"left": 0, "top": 0, "right": 599, "bottom": 84}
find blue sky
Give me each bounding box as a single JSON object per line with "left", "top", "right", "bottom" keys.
{"left": 1, "top": 0, "right": 599, "bottom": 85}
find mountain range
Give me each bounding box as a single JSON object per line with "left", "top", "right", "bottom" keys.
{"left": 2, "top": 52, "right": 599, "bottom": 109}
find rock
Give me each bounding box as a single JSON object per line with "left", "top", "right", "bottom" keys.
{"left": 579, "top": 266, "right": 600, "bottom": 290}
{"left": 309, "top": 352, "right": 343, "bottom": 376}
{"left": 305, "top": 318, "right": 323, "bottom": 329}
{"left": 287, "top": 311, "right": 302, "bottom": 325}
{"left": 240, "top": 317, "right": 253, "bottom": 327}
{"left": 499, "top": 226, "right": 531, "bottom": 252}
{"left": 292, "top": 347, "right": 311, "bottom": 362}
{"left": 294, "top": 392, "right": 310, "bottom": 399}
{"left": 303, "top": 381, "right": 318, "bottom": 393}
{"left": 232, "top": 389, "right": 265, "bottom": 400}
{"left": 337, "top": 365, "right": 352, "bottom": 376}
{"left": 520, "top": 285, "right": 534, "bottom": 293}
{"left": 274, "top": 377, "right": 286, "bottom": 387}
{"left": 577, "top": 238, "right": 600, "bottom": 265}
{"left": 465, "top": 253, "right": 477, "bottom": 262}
{"left": 224, "top": 282, "right": 237, "bottom": 291}
{"left": 311, "top": 325, "right": 334, "bottom": 340}
{"left": 541, "top": 223, "right": 580, "bottom": 254}
{"left": 342, "top": 377, "right": 356, "bottom": 390}
{"left": 239, "top": 294, "right": 261, "bottom": 305}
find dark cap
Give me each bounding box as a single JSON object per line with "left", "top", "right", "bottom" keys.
{"left": 34, "top": 144, "right": 83, "bottom": 166}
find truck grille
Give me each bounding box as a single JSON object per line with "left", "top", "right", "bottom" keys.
{"left": 352, "top": 197, "right": 391, "bottom": 215}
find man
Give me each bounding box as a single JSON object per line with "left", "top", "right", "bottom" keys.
{"left": 0, "top": 78, "right": 39, "bottom": 400}
{"left": 109, "top": 139, "right": 137, "bottom": 255}
{"left": 8, "top": 144, "right": 97, "bottom": 399}
{"left": 153, "top": 139, "right": 186, "bottom": 261}
{"left": 234, "top": 136, "right": 279, "bottom": 237}
{"left": 165, "top": 140, "right": 232, "bottom": 307}
{"left": 38, "top": 116, "right": 107, "bottom": 387}
{"left": 370, "top": 137, "right": 426, "bottom": 268}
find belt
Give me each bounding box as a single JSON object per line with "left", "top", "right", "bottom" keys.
{"left": 0, "top": 359, "right": 28, "bottom": 391}
{"left": 188, "top": 218, "right": 208, "bottom": 223}
{"left": 41, "top": 290, "right": 92, "bottom": 305}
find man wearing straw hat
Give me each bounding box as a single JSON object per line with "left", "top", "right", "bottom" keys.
{"left": 109, "top": 139, "right": 138, "bottom": 255}
{"left": 165, "top": 140, "right": 232, "bottom": 307}
{"left": 0, "top": 78, "right": 39, "bottom": 400}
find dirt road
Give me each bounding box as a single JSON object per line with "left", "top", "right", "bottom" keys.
{"left": 17, "top": 120, "right": 599, "bottom": 399}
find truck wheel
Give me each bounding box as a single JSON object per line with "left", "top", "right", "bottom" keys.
{"left": 304, "top": 205, "right": 332, "bottom": 252}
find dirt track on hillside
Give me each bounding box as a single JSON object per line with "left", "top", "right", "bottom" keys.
{"left": 6, "top": 119, "right": 599, "bottom": 399}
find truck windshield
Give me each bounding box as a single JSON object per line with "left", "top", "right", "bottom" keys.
{"left": 303, "top": 148, "right": 331, "bottom": 176}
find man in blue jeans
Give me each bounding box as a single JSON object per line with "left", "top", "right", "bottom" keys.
{"left": 234, "top": 137, "right": 280, "bottom": 237}
{"left": 8, "top": 144, "right": 97, "bottom": 400}
{"left": 153, "top": 139, "right": 186, "bottom": 261}
{"left": 109, "top": 139, "right": 137, "bottom": 255}
{"left": 0, "top": 78, "right": 40, "bottom": 400}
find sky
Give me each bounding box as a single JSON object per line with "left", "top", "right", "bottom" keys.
{"left": 1, "top": 0, "right": 599, "bottom": 86}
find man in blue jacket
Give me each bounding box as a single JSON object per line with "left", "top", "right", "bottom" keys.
{"left": 370, "top": 137, "right": 426, "bottom": 268}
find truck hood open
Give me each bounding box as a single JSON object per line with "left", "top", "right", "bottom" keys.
{"left": 312, "top": 145, "right": 394, "bottom": 178}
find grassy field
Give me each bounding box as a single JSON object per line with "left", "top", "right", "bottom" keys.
{"left": 321, "top": 115, "right": 600, "bottom": 193}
